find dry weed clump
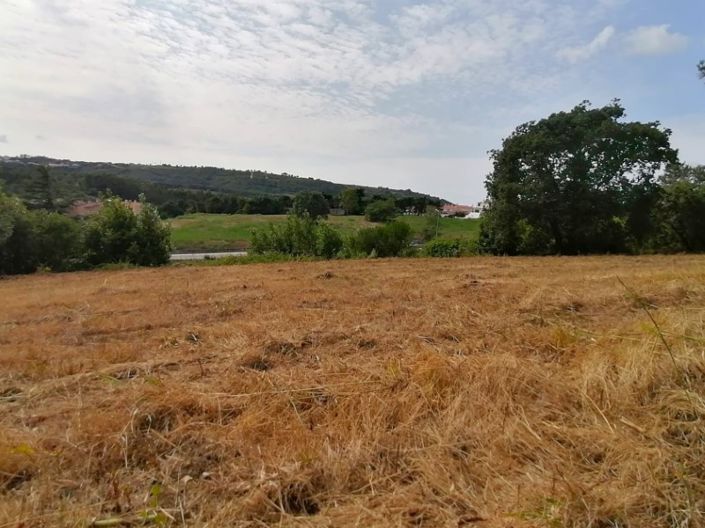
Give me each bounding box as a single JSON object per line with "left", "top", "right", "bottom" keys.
{"left": 0, "top": 256, "right": 704, "bottom": 527}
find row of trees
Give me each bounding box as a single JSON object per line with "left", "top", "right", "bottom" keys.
{"left": 1, "top": 164, "right": 437, "bottom": 220}
{"left": 290, "top": 191, "right": 402, "bottom": 223}
{"left": 480, "top": 101, "right": 705, "bottom": 255}
{"left": 0, "top": 191, "right": 172, "bottom": 275}
{"left": 158, "top": 189, "right": 433, "bottom": 219}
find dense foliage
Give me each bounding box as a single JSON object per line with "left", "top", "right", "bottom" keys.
{"left": 348, "top": 221, "right": 413, "bottom": 258}
{"left": 0, "top": 193, "right": 39, "bottom": 275}
{"left": 0, "top": 162, "right": 441, "bottom": 221}
{"left": 340, "top": 188, "right": 364, "bottom": 215}
{"left": 364, "top": 199, "right": 398, "bottom": 222}
{"left": 292, "top": 192, "right": 330, "bottom": 220}
{"left": 480, "top": 101, "right": 679, "bottom": 255}
{"left": 0, "top": 190, "right": 172, "bottom": 275}
{"left": 32, "top": 211, "right": 84, "bottom": 271}
{"left": 84, "top": 197, "right": 171, "bottom": 267}
{"left": 651, "top": 165, "right": 705, "bottom": 252}
{"left": 250, "top": 214, "right": 343, "bottom": 258}
{"left": 0, "top": 157, "right": 438, "bottom": 207}
{"left": 423, "top": 239, "right": 462, "bottom": 258}
{"left": 251, "top": 216, "right": 413, "bottom": 259}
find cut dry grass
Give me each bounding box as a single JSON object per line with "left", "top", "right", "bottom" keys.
{"left": 0, "top": 255, "right": 704, "bottom": 527}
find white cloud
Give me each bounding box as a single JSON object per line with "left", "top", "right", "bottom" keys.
{"left": 0, "top": 0, "right": 655, "bottom": 201}
{"left": 557, "top": 26, "right": 615, "bottom": 63}
{"left": 625, "top": 25, "right": 688, "bottom": 56}
{"left": 0, "top": 135, "right": 7, "bottom": 143}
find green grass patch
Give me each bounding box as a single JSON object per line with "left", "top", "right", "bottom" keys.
{"left": 169, "top": 213, "right": 480, "bottom": 252}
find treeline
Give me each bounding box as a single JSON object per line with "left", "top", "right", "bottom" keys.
{"left": 0, "top": 156, "right": 439, "bottom": 206}
{"left": 0, "top": 191, "right": 171, "bottom": 275}
{"left": 480, "top": 101, "right": 705, "bottom": 255}
{"left": 0, "top": 164, "right": 439, "bottom": 219}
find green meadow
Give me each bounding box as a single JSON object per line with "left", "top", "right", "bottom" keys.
{"left": 170, "top": 213, "right": 481, "bottom": 251}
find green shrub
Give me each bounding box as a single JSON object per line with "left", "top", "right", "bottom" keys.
{"left": 134, "top": 200, "right": 172, "bottom": 266}
{"left": 32, "top": 211, "right": 84, "bottom": 271}
{"left": 423, "top": 239, "right": 461, "bottom": 257}
{"left": 84, "top": 197, "right": 139, "bottom": 266}
{"left": 0, "top": 193, "right": 38, "bottom": 275}
{"left": 84, "top": 195, "right": 171, "bottom": 267}
{"left": 316, "top": 222, "right": 344, "bottom": 258}
{"left": 251, "top": 214, "right": 342, "bottom": 258}
{"left": 349, "top": 220, "right": 412, "bottom": 257}
{"left": 365, "top": 199, "right": 398, "bottom": 222}
{"left": 292, "top": 192, "right": 330, "bottom": 220}
{"left": 652, "top": 180, "right": 705, "bottom": 252}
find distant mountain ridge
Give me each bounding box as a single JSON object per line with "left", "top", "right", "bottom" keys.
{"left": 0, "top": 155, "right": 442, "bottom": 201}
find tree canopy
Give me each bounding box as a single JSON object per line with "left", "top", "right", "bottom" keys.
{"left": 653, "top": 164, "right": 705, "bottom": 252}
{"left": 340, "top": 188, "right": 364, "bottom": 215}
{"left": 292, "top": 192, "right": 330, "bottom": 220}
{"left": 480, "top": 101, "right": 678, "bottom": 255}
{"left": 84, "top": 195, "right": 172, "bottom": 267}
{"left": 365, "top": 199, "right": 398, "bottom": 223}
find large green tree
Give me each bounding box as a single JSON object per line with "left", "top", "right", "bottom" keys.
{"left": 365, "top": 199, "right": 398, "bottom": 222}
{"left": 24, "top": 165, "right": 54, "bottom": 210}
{"left": 0, "top": 191, "right": 38, "bottom": 274}
{"left": 340, "top": 188, "right": 364, "bottom": 215}
{"left": 84, "top": 195, "right": 171, "bottom": 266}
{"left": 653, "top": 165, "right": 705, "bottom": 252}
{"left": 480, "top": 101, "right": 678, "bottom": 255}
{"left": 33, "top": 211, "right": 83, "bottom": 271}
{"left": 292, "top": 192, "right": 330, "bottom": 220}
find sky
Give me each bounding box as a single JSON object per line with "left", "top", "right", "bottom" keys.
{"left": 1, "top": 0, "right": 704, "bottom": 203}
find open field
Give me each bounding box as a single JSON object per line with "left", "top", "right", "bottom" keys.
{"left": 169, "top": 213, "right": 481, "bottom": 251}
{"left": 1, "top": 256, "right": 704, "bottom": 526}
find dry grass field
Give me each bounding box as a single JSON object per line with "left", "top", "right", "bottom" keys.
{"left": 1, "top": 256, "right": 704, "bottom": 527}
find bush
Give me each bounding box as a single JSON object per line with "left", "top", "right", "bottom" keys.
{"left": 349, "top": 220, "right": 412, "bottom": 257}
{"left": 251, "top": 214, "right": 342, "bottom": 258}
{"left": 0, "top": 190, "right": 171, "bottom": 275}
{"left": 0, "top": 193, "right": 38, "bottom": 275}
{"left": 134, "top": 200, "right": 172, "bottom": 266}
{"left": 652, "top": 180, "right": 705, "bottom": 252}
{"left": 423, "top": 239, "right": 461, "bottom": 257}
{"left": 365, "top": 199, "right": 398, "bottom": 223}
{"left": 316, "top": 222, "right": 344, "bottom": 258}
{"left": 32, "top": 211, "right": 84, "bottom": 271}
{"left": 84, "top": 195, "right": 171, "bottom": 267}
{"left": 292, "top": 192, "right": 330, "bottom": 220}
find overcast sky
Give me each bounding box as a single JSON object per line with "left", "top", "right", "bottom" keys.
{"left": 1, "top": 0, "right": 704, "bottom": 203}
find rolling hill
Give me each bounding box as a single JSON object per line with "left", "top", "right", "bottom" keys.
{"left": 0, "top": 155, "right": 442, "bottom": 202}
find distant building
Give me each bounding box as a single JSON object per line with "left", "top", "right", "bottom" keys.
{"left": 441, "top": 204, "right": 472, "bottom": 217}
{"left": 441, "top": 202, "right": 486, "bottom": 219}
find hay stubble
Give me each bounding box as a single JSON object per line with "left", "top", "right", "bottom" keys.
{"left": 1, "top": 256, "right": 704, "bottom": 526}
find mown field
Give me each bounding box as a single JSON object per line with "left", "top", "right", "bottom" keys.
{"left": 169, "top": 213, "right": 481, "bottom": 251}
{"left": 1, "top": 256, "right": 704, "bottom": 527}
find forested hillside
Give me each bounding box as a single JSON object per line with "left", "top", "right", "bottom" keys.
{"left": 0, "top": 156, "right": 438, "bottom": 202}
